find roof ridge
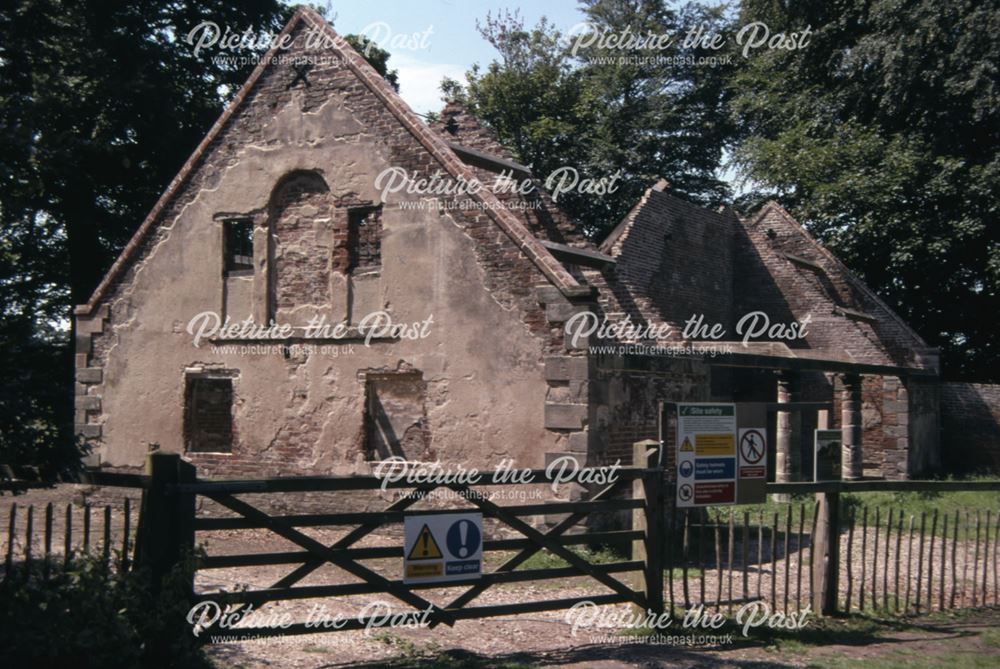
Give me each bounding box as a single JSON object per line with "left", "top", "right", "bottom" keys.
{"left": 599, "top": 179, "right": 658, "bottom": 255}
{"left": 600, "top": 182, "right": 735, "bottom": 256}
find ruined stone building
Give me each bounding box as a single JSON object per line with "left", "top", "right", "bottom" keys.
{"left": 75, "top": 7, "right": 990, "bottom": 484}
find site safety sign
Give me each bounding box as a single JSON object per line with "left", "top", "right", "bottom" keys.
{"left": 736, "top": 427, "right": 767, "bottom": 504}
{"left": 676, "top": 404, "right": 738, "bottom": 507}
{"left": 676, "top": 403, "right": 768, "bottom": 507}
{"left": 403, "top": 512, "right": 483, "bottom": 583}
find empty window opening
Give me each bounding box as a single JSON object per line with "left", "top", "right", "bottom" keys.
{"left": 348, "top": 206, "right": 382, "bottom": 273}
{"left": 224, "top": 218, "right": 254, "bottom": 274}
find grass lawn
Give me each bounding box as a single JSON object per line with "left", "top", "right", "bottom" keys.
{"left": 704, "top": 476, "right": 1000, "bottom": 538}
{"left": 809, "top": 649, "right": 999, "bottom": 669}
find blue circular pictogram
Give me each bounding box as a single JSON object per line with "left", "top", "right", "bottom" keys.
{"left": 446, "top": 519, "right": 482, "bottom": 559}
{"left": 679, "top": 460, "right": 694, "bottom": 478}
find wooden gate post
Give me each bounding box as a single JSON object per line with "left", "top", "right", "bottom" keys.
{"left": 136, "top": 451, "right": 196, "bottom": 595}
{"left": 634, "top": 439, "right": 665, "bottom": 617}
{"left": 811, "top": 490, "right": 840, "bottom": 615}
{"left": 175, "top": 457, "right": 196, "bottom": 597}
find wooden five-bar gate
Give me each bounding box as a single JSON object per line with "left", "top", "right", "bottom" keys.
{"left": 135, "top": 442, "right": 665, "bottom": 639}
{"left": 5, "top": 442, "right": 1000, "bottom": 641}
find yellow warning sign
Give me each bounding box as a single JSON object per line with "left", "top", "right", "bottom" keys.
{"left": 696, "top": 433, "right": 735, "bottom": 456}
{"left": 680, "top": 437, "right": 694, "bottom": 452}
{"left": 405, "top": 563, "right": 443, "bottom": 578}
{"left": 406, "top": 524, "right": 443, "bottom": 560}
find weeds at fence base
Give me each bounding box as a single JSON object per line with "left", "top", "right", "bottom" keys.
{"left": 0, "top": 553, "right": 208, "bottom": 669}
{"left": 798, "top": 609, "right": 1000, "bottom": 669}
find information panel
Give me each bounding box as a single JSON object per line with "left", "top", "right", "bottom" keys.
{"left": 676, "top": 403, "right": 737, "bottom": 507}
{"left": 814, "top": 429, "right": 843, "bottom": 482}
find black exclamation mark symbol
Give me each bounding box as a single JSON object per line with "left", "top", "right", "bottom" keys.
{"left": 421, "top": 529, "right": 429, "bottom": 557}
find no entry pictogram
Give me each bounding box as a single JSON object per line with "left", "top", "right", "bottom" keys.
{"left": 739, "top": 429, "right": 765, "bottom": 465}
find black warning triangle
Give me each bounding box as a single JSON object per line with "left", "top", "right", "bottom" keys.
{"left": 407, "top": 524, "right": 443, "bottom": 560}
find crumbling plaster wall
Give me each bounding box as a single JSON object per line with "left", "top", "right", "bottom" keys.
{"left": 79, "top": 36, "right": 561, "bottom": 475}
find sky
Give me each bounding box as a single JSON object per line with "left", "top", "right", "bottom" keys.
{"left": 321, "top": 0, "right": 589, "bottom": 114}
{"left": 316, "top": 0, "right": 743, "bottom": 191}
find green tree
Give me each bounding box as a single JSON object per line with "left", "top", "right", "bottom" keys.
{"left": 447, "top": 1, "right": 734, "bottom": 238}
{"left": 729, "top": 0, "right": 1000, "bottom": 380}
{"left": 444, "top": 11, "right": 595, "bottom": 190}
{"left": 1, "top": 0, "right": 291, "bottom": 473}
{"left": 343, "top": 34, "right": 400, "bottom": 91}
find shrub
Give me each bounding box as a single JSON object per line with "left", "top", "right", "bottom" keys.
{"left": 0, "top": 554, "right": 210, "bottom": 669}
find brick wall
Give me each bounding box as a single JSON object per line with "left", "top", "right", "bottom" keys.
{"left": 875, "top": 376, "right": 910, "bottom": 479}
{"left": 271, "top": 172, "right": 335, "bottom": 319}
{"left": 735, "top": 204, "right": 933, "bottom": 369}
{"left": 941, "top": 382, "right": 1000, "bottom": 474}
{"left": 363, "top": 370, "right": 431, "bottom": 461}
{"left": 184, "top": 377, "right": 234, "bottom": 453}
{"left": 86, "top": 16, "right": 566, "bottom": 362}
{"left": 829, "top": 374, "right": 911, "bottom": 480}
{"left": 348, "top": 206, "right": 382, "bottom": 272}
{"left": 593, "top": 355, "right": 711, "bottom": 468}
{"left": 606, "top": 190, "right": 736, "bottom": 333}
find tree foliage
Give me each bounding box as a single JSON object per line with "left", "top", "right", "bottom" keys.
{"left": 446, "top": 0, "right": 733, "bottom": 238}
{"left": 729, "top": 0, "right": 1000, "bottom": 380}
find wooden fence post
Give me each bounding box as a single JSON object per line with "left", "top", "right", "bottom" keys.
{"left": 633, "top": 439, "right": 664, "bottom": 617}
{"left": 136, "top": 451, "right": 196, "bottom": 595}
{"left": 176, "top": 458, "right": 196, "bottom": 598}
{"left": 811, "top": 490, "right": 841, "bottom": 615}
